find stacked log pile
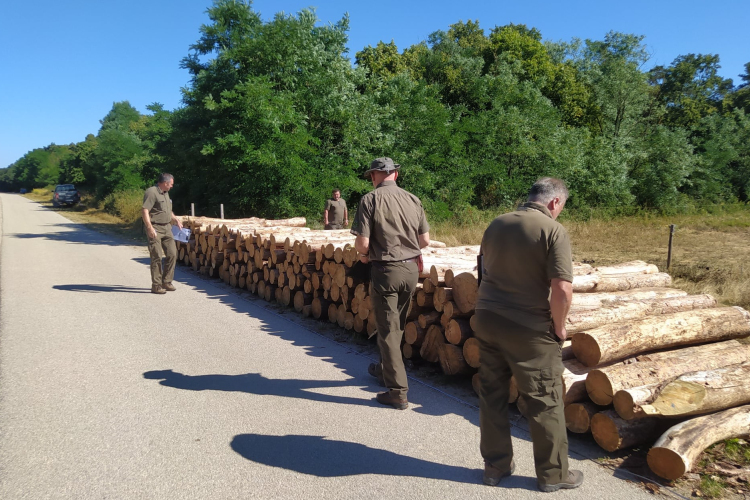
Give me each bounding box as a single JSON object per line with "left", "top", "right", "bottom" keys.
{"left": 173, "top": 216, "right": 750, "bottom": 480}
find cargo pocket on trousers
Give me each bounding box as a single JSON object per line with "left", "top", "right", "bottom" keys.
{"left": 528, "top": 368, "right": 561, "bottom": 407}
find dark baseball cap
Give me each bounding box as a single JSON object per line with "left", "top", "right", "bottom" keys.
{"left": 364, "top": 157, "right": 400, "bottom": 179}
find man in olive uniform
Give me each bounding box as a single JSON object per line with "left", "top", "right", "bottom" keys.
{"left": 475, "top": 177, "right": 582, "bottom": 492}
{"left": 324, "top": 189, "right": 348, "bottom": 230}
{"left": 352, "top": 157, "right": 430, "bottom": 410}
{"left": 141, "top": 173, "right": 183, "bottom": 294}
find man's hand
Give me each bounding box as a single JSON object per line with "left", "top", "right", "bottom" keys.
{"left": 554, "top": 326, "right": 568, "bottom": 341}
{"left": 344, "top": 219, "right": 349, "bottom": 227}
{"left": 146, "top": 226, "right": 157, "bottom": 240}
{"left": 359, "top": 254, "right": 369, "bottom": 264}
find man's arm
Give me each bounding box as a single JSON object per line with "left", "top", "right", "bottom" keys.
{"left": 141, "top": 208, "right": 156, "bottom": 239}
{"left": 355, "top": 235, "right": 369, "bottom": 263}
{"left": 324, "top": 209, "right": 329, "bottom": 226}
{"left": 550, "top": 278, "right": 573, "bottom": 340}
{"left": 418, "top": 232, "right": 430, "bottom": 249}
{"left": 171, "top": 212, "right": 183, "bottom": 230}
{"left": 344, "top": 206, "right": 349, "bottom": 226}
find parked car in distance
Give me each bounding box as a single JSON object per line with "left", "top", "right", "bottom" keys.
{"left": 19, "top": 188, "right": 27, "bottom": 194}
{"left": 53, "top": 184, "right": 81, "bottom": 207}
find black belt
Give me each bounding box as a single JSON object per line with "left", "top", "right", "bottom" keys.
{"left": 152, "top": 222, "right": 170, "bottom": 225}
{"left": 373, "top": 257, "right": 419, "bottom": 264}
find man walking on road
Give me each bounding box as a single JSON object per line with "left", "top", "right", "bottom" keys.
{"left": 141, "top": 173, "right": 183, "bottom": 295}
{"left": 474, "top": 177, "right": 582, "bottom": 492}
{"left": 352, "top": 157, "right": 430, "bottom": 410}
{"left": 324, "top": 189, "right": 348, "bottom": 230}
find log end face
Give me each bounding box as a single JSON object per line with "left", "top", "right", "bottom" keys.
{"left": 585, "top": 370, "right": 614, "bottom": 406}
{"left": 613, "top": 390, "right": 637, "bottom": 420}
{"left": 590, "top": 413, "right": 622, "bottom": 452}
{"left": 572, "top": 333, "right": 601, "bottom": 368}
{"left": 647, "top": 447, "right": 686, "bottom": 481}
{"left": 564, "top": 404, "right": 591, "bottom": 433}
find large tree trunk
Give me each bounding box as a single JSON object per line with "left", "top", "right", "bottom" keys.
{"left": 591, "top": 409, "right": 666, "bottom": 452}
{"left": 585, "top": 340, "right": 749, "bottom": 406}
{"left": 572, "top": 307, "right": 750, "bottom": 367}
{"left": 570, "top": 287, "right": 687, "bottom": 311}
{"left": 636, "top": 361, "right": 750, "bottom": 419}
{"left": 566, "top": 294, "right": 717, "bottom": 333}
{"left": 647, "top": 404, "right": 750, "bottom": 480}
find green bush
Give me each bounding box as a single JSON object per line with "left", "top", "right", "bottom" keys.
{"left": 101, "top": 189, "right": 144, "bottom": 224}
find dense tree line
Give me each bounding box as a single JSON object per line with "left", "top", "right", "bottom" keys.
{"left": 2, "top": 0, "right": 749, "bottom": 220}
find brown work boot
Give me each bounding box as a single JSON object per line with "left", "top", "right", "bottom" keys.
{"left": 538, "top": 470, "right": 584, "bottom": 492}
{"left": 368, "top": 363, "right": 385, "bottom": 386}
{"left": 162, "top": 282, "right": 176, "bottom": 292}
{"left": 151, "top": 285, "right": 167, "bottom": 295}
{"left": 483, "top": 459, "right": 515, "bottom": 486}
{"left": 375, "top": 391, "right": 408, "bottom": 410}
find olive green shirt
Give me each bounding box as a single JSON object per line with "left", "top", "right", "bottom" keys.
{"left": 476, "top": 202, "right": 573, "bottom": 332}
{"left": 325, "top": 198, "right": 347, "bottom": 225}
{"left": 142, "top": 185, "right": 172, "bottom": 225}
{"left": 351, "top": 180, "right": 429, "bottom": 261}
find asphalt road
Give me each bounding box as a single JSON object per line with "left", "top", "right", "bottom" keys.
{"left": 0, "top": 193, "right": 666, "bottom": 499}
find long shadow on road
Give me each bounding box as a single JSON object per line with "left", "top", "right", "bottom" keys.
{"left": 229, "top": 433, "right": 538, "bottom": 490}
{"left": 53, "top": 284, "right": 151, "bottom": 293}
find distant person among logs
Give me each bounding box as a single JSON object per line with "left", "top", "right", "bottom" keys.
{"left": 141, "top": 173, "right": 183, "bottom": 295}
{"left": 351, "top": 157, "right": 430, "bottom": 410}
{"left": 474, "top": 177, "right": 582, "bottom": 492}
{"left": 323, "top": 189, "right": 348, "bottom": 230}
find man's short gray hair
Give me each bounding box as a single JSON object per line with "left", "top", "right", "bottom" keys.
{"left": 158, "top": 173, "right": 174, "bottom": 184}
{"left": 527, "top": 177, "right": 569, "bottom": 204}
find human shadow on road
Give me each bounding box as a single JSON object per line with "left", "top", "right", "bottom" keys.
{"left": 9, "top": 224, "right": 141, "bottom": 247}
{"left": 143, "top": 369, "right": 378, "bottom": 408}
{"left": 230, "top": 433, "right": 538, "bottom": 490}
{"left": 53, "top": 284, "right": 151, "bottom": 294}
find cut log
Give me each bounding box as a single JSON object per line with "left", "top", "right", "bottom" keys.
{"left": 647, "top": 404, "right": 750, "bottom": 480}
{"left": 572, "top": 306, "right": 750, "bottom": 367}
{"left": 437, "top": 343, "right": 473, "bottom": 376}
{"left": 596, "top": 261, "right": 659, "bottom": 275}
{"left": 327, "top": 303, "right": 339, "bottom": 324}
{"left": 418, "top": 310, "right": 441, "bottom": 329}
{"left": 591, "top": 409, "right": 666, "bottom": 452}
{"left": 402, "top": 343, "right": 419, "bottom": 359}
{"left": 462, "top": 337, "right": 481, "bottom": 368}
{"left": 444, "top": 318, "right": 472, "bottom": 346}
{"left": 311, "top": 297, "right": 331, "bottom": 320}
{"left": 293, "top": 291, "right": 313, "bottom": 312}
{"left": 636, "top": 361, "right": 750, "bottom": 419}
{"left": 585, "top": 340, "right": 749, "bottom": 406}
{"left": 565, "top": 401, "right": 599, "bottom": 433}
{"left": 419, "top": 324, "right": 445, "bottom": 363}
{"left": 416, "top": 290, "right": 434, "bottom": 309}
{"left": 404, "top": 322, "right": 425, "bottom": 346}
{"left": 566, "top": 294, "right": 717, "bottom": 333}
{"left": 452, "top": 272, "right": 478, "bottom": 314}
{"left": 562, "top": 359, "right": 594, "bottom": 405}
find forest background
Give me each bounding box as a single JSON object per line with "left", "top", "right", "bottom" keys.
{"left": 2, "top": 0, "right": 749, "bottom": 223}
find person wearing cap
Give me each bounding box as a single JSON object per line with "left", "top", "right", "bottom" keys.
{"left": 474, "top": 177, "right": 582, "bottom": 492}
{"left": 323, "top": 189, "right": 348, "bottom": 230}
{"left": 351, "top": 157, "right": 430, "bottom": 410}
{"left": 141, "top": 173, "right": 183, "bottom": 294}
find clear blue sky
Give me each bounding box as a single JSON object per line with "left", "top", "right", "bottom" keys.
{"left": 1, "top": 0, "right": 747, "bottom": 169}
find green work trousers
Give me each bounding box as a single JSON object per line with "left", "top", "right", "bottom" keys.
{"left": 148, "top": 224, "right": 177, "bottom": 287}
{"left": 370, "top": 261, "right": 418, "bottom": 397}
{"left": 474, "top": 308, "right": 568, "bottom": 486}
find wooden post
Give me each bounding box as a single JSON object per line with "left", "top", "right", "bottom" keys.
{"left": 666, "top": 224, "right": 675, "bottom": 269}
{"left": 191, "top": 203, "right": 195, "bottom": 217}
{"left": 220, "top": 204, "right": 224, "bottom": 219}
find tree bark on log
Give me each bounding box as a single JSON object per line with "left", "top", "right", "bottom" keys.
{"left": 572, "top": 307, "right": 750, "bottom": 367}
{"left": 566, "top": 294, "right": 717, "bottom": 334}
{"left": 647, "top": 404, "right": 750, "bottom": 480}
{"left": 418, "top": 310, "right": 441, "bottom": 329}
{"left": 562, "top": 359, "right": 594, "bottom": 405}
{"left": 636, "top": 361, "right": 750, "bottom": 419}
{"left": 585, "top": 340, "right": 749, "bottom": 406}
{"left": 591, "top": 409, "right": 666, "bottom": 452}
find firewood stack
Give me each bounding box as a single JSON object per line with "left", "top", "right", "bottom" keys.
{"left": 174, "top": 216, "right": 750, "bottom": 480}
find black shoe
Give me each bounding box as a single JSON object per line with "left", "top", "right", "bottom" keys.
{"left": 375, "top": 391, "right": 408, "bottom": 410}
{"left": 538, "top": 470, "right": 584, "bottom": 492}
{"left": 484, "top": 459, "right": 515, "bottom": 486}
